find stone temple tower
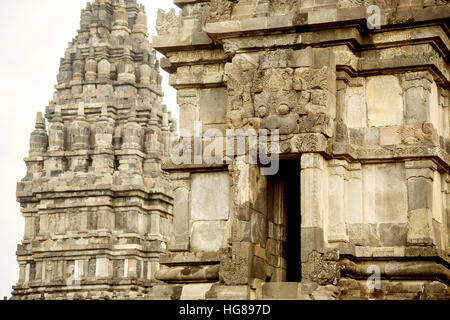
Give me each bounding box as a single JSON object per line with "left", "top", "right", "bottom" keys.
{"left": 12, "top": 0, "right": 176, "bottom": 299}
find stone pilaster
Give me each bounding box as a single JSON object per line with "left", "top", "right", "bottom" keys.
{"left": 444, "top": 174, "right": 450, "bottom": 250}
{"left": 177, "top": 89, "right": 199, "bottom": 137}
{"left": 327, "top": 159, "right": 349, "bottom": 244}
{"left": 402, "top": 71, "right": 434, "bottom": 124}
{"left": 301, "top": 153, "right": 328, "bottom": 262}
{"left": 405, "top": 160, "right": 436, "bottom": 246}
{"left": 92, "top": 106, "right": 114, "bottom": 174}
{"left": 168, "top": 172, "right": 191, "bottom": 252}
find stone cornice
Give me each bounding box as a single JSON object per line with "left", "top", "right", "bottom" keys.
{"left": 204, "top": 4, "right": 450, "bottom": 40}
{"left": 333, "top": 142, "right": 450, "bottom": 171}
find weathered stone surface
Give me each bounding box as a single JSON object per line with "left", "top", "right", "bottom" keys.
{"left": 261, "top": 282, "right": 301, "bottom": 300}
{"left": 224, "top": 48, "right": 336, "bottom": 134}
{"left": 13, "top": 0, "right": 450, "bottom": 301}
{"left": 207, "top": 285, "right": 250, "bottom": 300}
{"left": 301, "top": 227, "right": 325, "bottom": 262}
{"left": 170, "top": 187, "right": 190, "bottom": 250}
{"left": 302, "top": 250, "right": 339, "bottom": 286}
{"left": 219, "top": 243, "right": 253, "bottom": 286}
{"left": 407, "top": 209, "right": 435, "bottom": 245}
{"left": 190, "top": 221, "right": 227, "bottom": 252}
{"left": 190, "top": 172, "right": 230, "bottom": 221}
{"left": 156, "top": 265, "right": 219, "bottom": 283}
{"left": 199, "top": 88, "right": 228, "bottom": 125}
{"left": 366, "top": 75, "right": 404, "bottom": 127}
{"left": 362, "top": 163, "right": 408, "bottom": 224}
{"left": 345, "top": 84, "right": 366, "bottom": 128}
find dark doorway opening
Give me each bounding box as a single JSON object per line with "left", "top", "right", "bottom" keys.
{"left": 267, "top": 159, "right": 301, "bottom": 282}
{"left": 282, "top": 160, "right": 302, "bottom": 282}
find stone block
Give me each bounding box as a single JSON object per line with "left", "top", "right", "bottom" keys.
{"left": 432, "top": 218, "right": 442, "bottom": 249}
{"left": 219, "top": 243, "right": 253, "bottom": 286}
{"left": 171, "top": 187, "right": 190, "bottom": 250}
{"left": 179, "top": 102, "right": 199, "bottom": 136}
{"left": 254, "top": 245, "right": 266, "bottom": 260}
{"left": 379, "top": 223, "right": 407, "bottom": 246}
{"left": 191, "top": 172, "right": 230, "bottom": 221}
{"left": 267, "top": 14, "right": 295, "bottom": 29}
{"left": 241, "top": 17, "right": 267, "bottom": 31}
{"left": 422, "top": 281, "right": 450, "bottom": 300}
{"left": 301, "top": 227, "right": 324, "bottom": 262}
{"left": 232, "top": 219, "right": 251, "bottom": 242}
{"left": 366, "top": 76, "right": 404, "bottom": 127}
{"left": 160, "top": 252, "right": 220, "bottom": 265}
{"left": 180, "top": 283, "right": 214, "bottom": 300}
{"left": 348, "top": 223, "right": 380, "bottom": 247}
{"left": 302, "top": 250, "right": 339, "bottom": 285}
{"left": 379, "top": 126, "right": 401, "bottom": 145}
{"left": 288, "top": 47, "right": 313, "bottom": 67}
{"left": 192, "top": 31, "right": 213, "bottom": 46}
{"left": 405, "top": 87, "right": 430, "bottom": 124}
{"left": 310, "top": 285, "right": 339, "bottom": 300}
{"left": 375, "top": 163, "right": 408, "bottom": 223}
{"left": 345, "top": 84, "right": 366, "bottom": 129}
{"left": 309, "top": 8, "right": 338, "bottom": 25}
{"left": 248, "top": 165, "right": 267, "bottom": 214}
{"left": 362, "top": 163, "right": 408, "bottom": 224}
{"left": 349, "top": 128, "right": 363, "bottom": 145}
{"left": 363, "top": 127, "right": 380, "bottom": 145}
{"left": 407, "top": 177, "right": 433, "bottom": 211}
{"left": 407, "top": 208, "right": 434, "bottom": 245}
{"left": 191, "top": 220, "right": 227, "bottom": 252}
{"left": 250, "top": 212, "right": 265, "bottom": 245}
{"left": 261, "top": 282, "right": 301, "bottom": 300}
{"left": 199, "top": 88, "right": 228, "bottom": 125}
{"left": 208, "top": 285, "right": 250, "bottom": 300}
{"left": 373, "top": 247, "right": 395, "bottom": 257}
{"left": 432, "top": 171, "right": 443, "bottom": 223}
{"left": 95, "top": 258, "right": 110, "bottom": 278}
{"left": 251, "top": 256, "right": 265, "bottom": 280}
{"left": 328, "top": 167, "right": 348, "bottom": 242}
{"left": 313, "top": 48, "right": 336, "bottom": 69}
{"left": 148, "top": 285, "right": 182, "bottom": 300}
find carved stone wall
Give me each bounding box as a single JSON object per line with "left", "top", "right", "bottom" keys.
{"left": 153, "top": 0, "right": 450, "bottom": 300}
{"left": 13, "top": 0, "right": 450, "bottom": 300}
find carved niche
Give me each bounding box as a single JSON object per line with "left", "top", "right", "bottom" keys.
{"left": 224, "top": 49, "right": 335, "bottom": 136}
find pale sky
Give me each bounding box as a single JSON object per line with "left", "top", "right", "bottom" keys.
{"left": 0, "top": 0, "right": 179, "bottom": 298}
